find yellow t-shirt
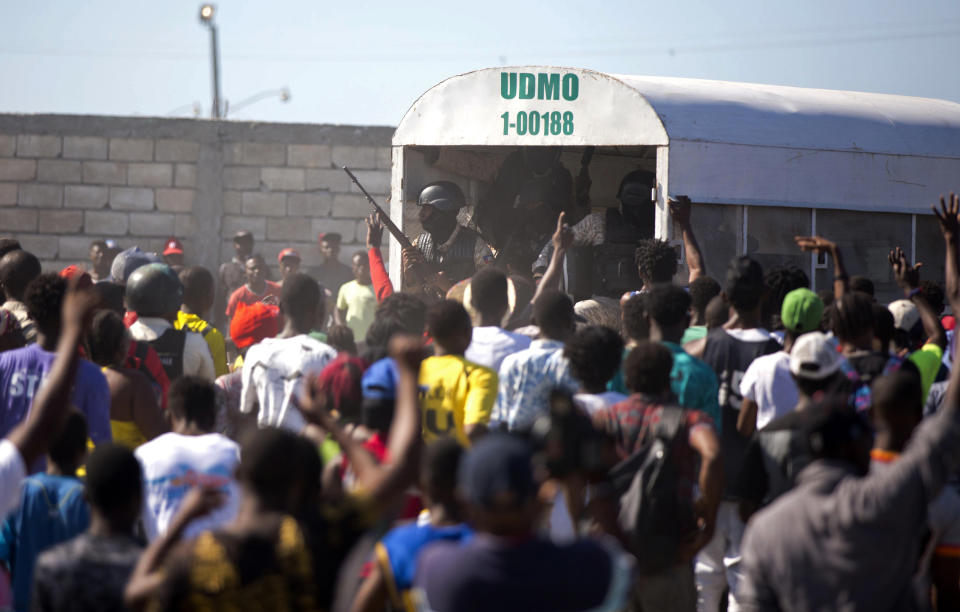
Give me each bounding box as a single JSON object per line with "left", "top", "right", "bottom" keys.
{"left": 336, "top": 280, "right": 377, "bottom": 343}
{"left": 175, "top": 311, "right": 229, "bottom": 377}
{"left": 417, "top": 355, "right": 497, "bottom": 446}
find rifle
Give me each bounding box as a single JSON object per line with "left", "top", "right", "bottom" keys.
{"left": 342, "top": 166, "right": 444, "bottom": 299}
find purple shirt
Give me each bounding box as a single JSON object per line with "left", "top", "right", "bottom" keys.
{"left": 0, "top": 344, "right": 111, "bottom": 446}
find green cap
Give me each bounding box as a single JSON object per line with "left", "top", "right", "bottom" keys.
{"left": 781, "top": 288, "right": 824, "bottom": 334}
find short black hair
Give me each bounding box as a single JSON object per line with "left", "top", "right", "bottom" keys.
{"left": 86, "top": 310, "right": 128, "bottom": 366}
{"left": 564, "top": 325, "right": 624, "bottom": 390}
{"left": 533, "top": 291, "right": 574, "bottom": 339}
{"left": 422, "top": 436, "right": 463, "bottom": 504}
{"left": 764, "top": 265, "right": 810, "bottom": 327}
{"left": 237, "top": 427, "right": 308, "bottom": 512}
{"left": 635, "top": 239, "right": 677, "bottom": 283}
{"left": 622, "top": 294, "right": 648, "bottom": 342}
{"left": 470, "top": 267, "right": 509, "bottom": 318}
{"left": 0, "top": 249, "right": 42, "bottom": 300}
{"left": 168, "top": 376, "right": 217, "bottom": 432}
{"left": 376, "top": 293, "right": 427, "bottom": 336}
{"left": 280, "top": 273, "right": 322, "bottom": 321}
{"left": 624, "top": 341, "right": 673, "bottom": 395}
{"left": 24, "top": 273, "right": 66, "bottom": 335}
{"left": 179, "top": 266, "right": 215, "bottom": 309}
{"left": 0, "top": 239, "right": 22, "bottom": 259}
{"left": 705, "top": 295, "right": 729, "bottom": 329}
{"left": 830, "top": 292, "right": 875, "bottom": 343}
{"left": 85, "top": 443, "right": 142, "bottom": 514}
{"left": 93, "top": 281, "right": 125, "bottom": 315}
{"left": 646, "top": 284, "right": 692, "bottom": 328}
{"left": 48, "top": 410, "right": 87, "bottom": 470}
{"left": 90, "top": 239, "right": 108, "bottom": 251}
{"left": 689, "top": 276, "right": 721, "bottom": 320}
{"left": 245, "top": 253, "right": 266, "bottom": 267}
{"left": 920, "top": 280, "right": 945, "bottom": 315}
{"left": 850, "top": 276, "right": 874, "bottom": 298}
{"left": 426, "top": 300, "right": 472, "bottom": 349}
{"left": 326, "top": 324, "right": 357, "bottom": 355}
{"left": 871, "top": 369, "right": 923, "bottom": 423}
{"left": 874, "top": 303, "right": 897, "bottom": 351}
{"left": 724, "top": 256, "right": 766, "bottom": 311}
{"left": 321, "top": 233, "right": 342, "bottom": 244}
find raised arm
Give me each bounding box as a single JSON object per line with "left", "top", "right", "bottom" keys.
{"left": 670, "top": 196, "right": 705, "bottom": 284}
{"left": 366, "top": 213, "right": 394, "bottom": 302}
{"left": 7, "top": 279, "right": 98, "bottom": 467}
{"left": 795, "top": 236, "right": 848, "bottom": 299}
{"left": 889, "top": 246, "right": 946, "bottom": 350}
{"left": 532, "top": 212, "right": 574, "bottom": 305}
{"left": 299, "top": 335, "right": 424, "bottom": 514}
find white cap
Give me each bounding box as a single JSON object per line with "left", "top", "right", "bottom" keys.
{"left": 888, "top": 299, "right": 920, "bottom": 332}
{"left": 789, "top": 332, "right": 843, "bottom": 380}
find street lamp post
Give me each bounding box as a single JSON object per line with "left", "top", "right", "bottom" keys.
{"left": 199, "top": 4, "right": 222, "bottom": 119}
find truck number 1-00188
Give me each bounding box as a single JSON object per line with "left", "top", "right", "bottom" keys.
{"left": 501, "top": 111, "right": 574, "bottom": 136}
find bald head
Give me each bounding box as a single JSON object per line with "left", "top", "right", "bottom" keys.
{"left": 0, "top": 250, "right": 41, "bottom": 301}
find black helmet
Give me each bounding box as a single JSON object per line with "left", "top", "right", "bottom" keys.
{"left": 125, "top": 263, "right": 183, "bottom": 317}
{"left": 417, "top": 181, "right": 465, "bottom": 212}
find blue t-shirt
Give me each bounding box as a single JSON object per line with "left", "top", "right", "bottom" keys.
{"left": 0, "top": 344, "right": 111, "bottom": 447}
{"left": 0, "top": 473, "right": 90, "bottom": 612}
{"left": 376, "top": 522, "right": 473, "bottom": 609}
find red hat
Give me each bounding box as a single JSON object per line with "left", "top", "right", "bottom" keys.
{"left": 230, "top": 301, "right": 280, "bottom": 349}
{"left": 278, "top": 248, "right": 301, "bottom": 263}
{"left": 58, "top": 265, "right": 93, "bottom": 289}
{"left": 163, "top": 237, "right": 184, "bottom": 256}
{"left": 313, "top": 354, "right": 367, "bottom": 417}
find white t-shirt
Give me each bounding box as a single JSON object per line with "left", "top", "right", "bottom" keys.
{"left": 465, "top": 326, "right": 532, "bottom": 372}
{"left": 574, "top": 391, "right": 628, "bottom": 416}
{"left": 0, "top": 439, "right": 26, "bottom": 516}
{"left": 135, "top": 432, "right": 241, "bottom": 540}
{"left": 129, "top": 317, "right": 216, "bottom": 381}
{"left": 240, "top": 334, "right": 337, "bottom": 432}
{"left": 739, "top": 351, "right": 797, "bottom": 430}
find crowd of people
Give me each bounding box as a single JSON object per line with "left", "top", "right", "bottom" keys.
{"left": 0, "top": 187, "right": 959, "bottom": 612}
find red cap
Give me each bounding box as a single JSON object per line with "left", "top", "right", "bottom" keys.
{"left": 313, "top": 354, "right": 367, "bottom": 416}
{"left": 163, "top": 237, "right": 184, "bottom": 256}
{"left": 230, "top": 301, "right": 280, "bottom": 349}
{"left": 278, "top": 248, "right": 301, "bottom": 263}
{"left": 58, "top": 265, "right": 93, "bottom": 289}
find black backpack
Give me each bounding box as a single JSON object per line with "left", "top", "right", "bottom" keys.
{"left": 607, "top": 406, "right": 693, "bottom": 574}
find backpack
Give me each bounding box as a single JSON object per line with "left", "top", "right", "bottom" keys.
{"left": 607, "top": 406, "right": 693, "bottom": 574}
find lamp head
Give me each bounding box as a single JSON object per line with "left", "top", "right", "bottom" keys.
{"left": 199, "top": 4, "right": 215, "bottom": 24}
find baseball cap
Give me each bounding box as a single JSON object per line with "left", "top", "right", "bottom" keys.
{"left": 888, "top": 299, "right": 921, "bottom": 332}
{"left": 110, "top": 247, "right": 161, "bottom": 285}
{"left": 789, "top": 331, "right": 842, "bottom": 380}
{"left": 58, "top": 265, "right": 93, "bottom": 289}
{"left": 781, "top": 288, "right": 824, "bottom": 334}
{"left": 459, "top": 434, "right": 536, "bottom": 512}
{"left": 230, "top": 301, "right": 280, "bottom": 349}
{"left": 361, "top": 357, "right": 398, "bottom": 401}
{"left": 163, "top": 237, "right": 184, "bottom": 256}
{"left": 278, "top": 248, "right": 301, "bottom": 263}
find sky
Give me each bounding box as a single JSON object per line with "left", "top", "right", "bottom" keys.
{"left": 2, "top": 0, "right": 959, "bottom": 127}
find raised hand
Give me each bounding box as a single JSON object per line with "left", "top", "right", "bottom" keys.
{"left": 889, "top": 246, "right": 922, "bottom": 292}
{"left": 389, "top": 334, "right": 428, "bottom": 373}
{"left": 175, "top": 486, "right": 226, "bottom": 524}
{"left": 61, "top": 275, "right": 101, "bottom": 333}
{"left": 669, "top": 196, "right": 693, "bottom": 228}
{"left": 366, "top": 212, "right": 384, "bottom": 249}
{"left": 933, "top": 193, "right": 960, "bottom": 241}
{"left": 550, "top": 212, "right": 574, "bottom": 253}
{"left": 794, "top": 235, "right": 837, "bottom": 255}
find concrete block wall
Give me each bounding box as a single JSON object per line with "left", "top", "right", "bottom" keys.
{"left": 0, "top": 115, "right": 393, "bottom": 283}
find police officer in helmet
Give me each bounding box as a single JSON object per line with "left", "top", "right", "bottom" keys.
{"left": 126, "top": 263, "right": 215, "bottom": 381}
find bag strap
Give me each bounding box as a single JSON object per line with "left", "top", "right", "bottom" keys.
{"left": 655, "top": 405, "right": 687, "bottom": 442}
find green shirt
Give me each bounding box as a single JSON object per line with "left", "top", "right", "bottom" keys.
{"left": 908, "top": 343, "right": 944, "bottom": 402}
{"left": 681, "top": 325, "right": 708, "bottom": 345}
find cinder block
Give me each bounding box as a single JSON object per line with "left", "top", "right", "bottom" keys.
{"left": 19, "top": 184, "right": 63, "bottom": 208}
{"left": 14, "top": 234, "right": 58, "bottom": 259}
{"left": 82, "top": 161, "right": 125, "bottom": 185}
{"left": 288, "top": 144, "right": 332, "bottom": 168}
{"left": 223, "top": 166, "right": 260, "bottom": 190}
{"left": 174, "top": 164, "right": 196, "bottom": 188}
{"left": 174, "top": 214, "right": 195, "bottom": 237}
{"left": 267, "top": 216, "right": 313, "bottom": 242}
{"left": 0, "top": 209, "right": 37, "bottom": 232}
{"left": 156, "top": 188, "right": 194, "bottom": 212}
{"left": 332, "top": 145, "right": 377, "bottom": 170}
{"left": 64, "top": 185, "right": 108, "bottom": 209}
{"left": 109, "top": 138, "right": 153, "bottom": 161}
{"left": 235, "top": 142, "right": 285, "bottom": 166}
{"left": 310, "top": 218, "right": 357, "bottom": 241}
{"left": 63, "top": 136, "right": 107, "bottom": 160}
{"left": 287, "top": 192, "right": 332, "bottom": 216}
{"left": 331, "top": 193, "right": 369, "bottom": 218}
{"left": 347, "top": 170, "right": 390, "bottom": 196}
{"left": 223, "top": 190, "right": 243, "bottom": 213}
{"left": 305, "top": 168, "right": 351, "bottom": 192}
{"left": 261, "top": 167, "right": 305, "bottom": 191}
{"left": 38, "top": 210, "right": 83, "bottom": 233}
{"left": 0, "top": 159, "right": 36, "bottom": 181}
{"left": 241, "top": 192, "right": 286, "bottom": 216}
{"left": 109, "top": 187, "right": 154, "bottom": 211}
{"left": 376, "top": 147, "right": 392, "bottom": 169}
{"left": 0, "top": 183, "right": 17, "bottom": 206}
{"left": 155, "top": 140, "right": 199, "bottom": 162}
{"left": 58, "top": 236, "right": 95, "bottom": 260}
{"left": 129, "top": 212, "right": 175, "bottom": 236}
{"left": 84, "top": 211, "right": 128, "bottom": 235}
{"left": 0, "top": 134, "right": 14, "bottom": 157}
{"left": 37, "top": 160, "right": 82, "bottom": 183}
{"left": 222, "top": 215, "right": 266, "bottom": 240}
{"left": 16, "top": 135, "right": 61, "bottom": 158}
{"left": 127, "top": 163, "right": 173, "bottom": 187}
